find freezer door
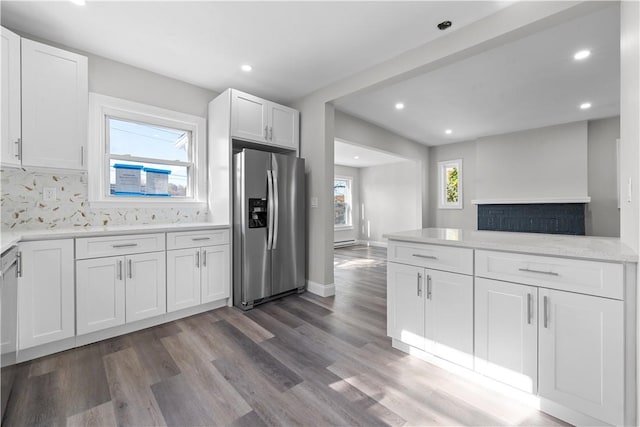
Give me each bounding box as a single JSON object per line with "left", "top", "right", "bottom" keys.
{"left": 234, "top": 149, "right": 272, "bottom": 306}
{"left": 271, "top": 154, "right": 305, "bottom": 295}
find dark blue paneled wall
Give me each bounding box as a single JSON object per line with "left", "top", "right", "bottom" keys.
{"left": 477, "top": 204, "right": 585, "bottom": 235}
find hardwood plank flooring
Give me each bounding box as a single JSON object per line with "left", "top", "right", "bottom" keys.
{"left": 2, "top": 244, "right": 570, "bottom": 426}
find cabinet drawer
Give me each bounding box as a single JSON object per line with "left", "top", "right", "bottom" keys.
{"left": 167, "top": 229, "right": 230, "bottom": 250}
{"left": 475, "top": 250, "right": 623, "bottom": 300}
{"left": 387, "top": 241, "right": 473, "bottom": 275}
{"left": 76, "top": 233, "right": 165, "bottom": 259}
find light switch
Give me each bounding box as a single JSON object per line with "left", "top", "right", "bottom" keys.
{"left": 311, "top": 197, "right": 318, "bottom": 208}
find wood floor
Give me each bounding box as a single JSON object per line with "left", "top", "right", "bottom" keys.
{"left": 2, "top": 245, "right": 568, "bottom": 426}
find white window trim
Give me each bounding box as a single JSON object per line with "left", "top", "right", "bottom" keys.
{"left": 88, "top": 93, "right": 207, "bottom": 208}
{"left": 438, "top": 159, "right": 463, "bottom": 209}
{"left": 334, "top": 175, "right": 353, "bottom": 228}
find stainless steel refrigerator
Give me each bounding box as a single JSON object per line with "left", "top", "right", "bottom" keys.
{"left": 233, "top": 148, "right": 305, "bottom": 310}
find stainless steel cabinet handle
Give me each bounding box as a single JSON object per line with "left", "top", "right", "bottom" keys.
{"left": 14, "top": 138, "right": 21, "bottom": 159}
{"left": 426, "top": 275, "right": 432, "bottom": 300}
{"left": 16, "top": 252, "right": 22, "bottom": 277}
{"left": 264, "top": 125, "right": 268, "bottom": 139}
{"left": 112, "top": 243, "right": 138, "bottom": 248}
{"left": 80, "top": 146, "right": 84, "bottom": 166}
{"left": 191, "top": 237, "right": 210, "bottom": 241}
{"left": 118, "top": 260, "right": 123, "bottom": 281}
{"left": 269, "top": 126, "right": 273, "bottom": 141}
{"left": 417, "top": 272, "right": 422, "bottom": 296}
{"left": 518, "top": 268, "right": 559, "bottom": 276}
{"left": 128, "top": 259, "right": 132, "bottom": 279}
{"left": 202, "top": 249, "right": 207, "bottom": 267}
{"left": 196, "top": 250, "right": 200, "bottom": 268}
{"left": 543, "top": 295, "right": 549, "bottom": 328}
{"left": 413, "top": 254, "right": 437, "bottom": 260}
{"left": 527, "top": 293, "right": 533, "bottom": 325}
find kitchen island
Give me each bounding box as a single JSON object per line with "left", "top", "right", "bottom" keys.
{"left": 383, "top": 228, "right": 637, "bottom": 427}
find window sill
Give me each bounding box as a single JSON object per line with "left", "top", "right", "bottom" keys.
{"left": 89, "top": 198, "right": 208, "bottom": 209}
{"left": 334, "top": 225, "right": 354, "bottom": 231}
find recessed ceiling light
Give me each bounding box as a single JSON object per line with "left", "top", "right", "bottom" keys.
{"left": 574, "top": 50, "right": 591, "bottom": 60}
{"left": 241, "top": 64, "right": 253, "bottom": 72}
{"left": 353, "top": 156, "right": 360, "bottom": 160}
{"left": 70, "top": 0, "right": 86, "bottom": 5}
{"left": 395, "top": 103, "right": 404, "bottom": 110}
{"left": 580, "top": 102, "right": 592, "bottom": 110}
{"left": 445, "top": 129, "right": 453, "bottom": 135}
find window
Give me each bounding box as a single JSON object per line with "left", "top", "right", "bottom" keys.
{"left": 88, "top": 93, "right": 206, "bottom": 206}
{"left": 438, "top": 159, "right": 463, "bottom": 209}
{"left": 334, "top": 176, "right": 353, "bottom": 228}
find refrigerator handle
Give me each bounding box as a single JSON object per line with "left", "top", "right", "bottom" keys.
{"left": 272, "top": 171, "right": 279, "bottom": 250}
{"left": 266, "top": 170, "right": 274, "bottom": 250}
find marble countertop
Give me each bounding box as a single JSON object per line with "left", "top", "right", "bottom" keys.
{"left": 1, "top": 222, "right": 230, "bottom": 254}
{"left": 383, "top": 228, "right": 638, "bottom": 263}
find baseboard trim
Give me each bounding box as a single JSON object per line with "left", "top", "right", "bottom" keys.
{"left": 306, "top": 280, "right": 335, "bottom": 297}
{"left": 357, "top": 239, "right": 388, "bottom": 248}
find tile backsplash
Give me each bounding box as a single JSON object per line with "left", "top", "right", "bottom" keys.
{"left": 1, "top": 169, "right": 208, "bottom": 231}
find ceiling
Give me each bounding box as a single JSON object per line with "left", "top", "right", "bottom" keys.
{"left": 335, "top": 3, "right": 621, "bottom": 146}
{"left": 1, "top": 1, "right": 512, "bottom": 104}
{"left": 334, "top": 139, "right": 408, "bottom": 168}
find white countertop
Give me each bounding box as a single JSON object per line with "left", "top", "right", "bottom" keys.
{"left": 1, "top": 222, "right": 230, "bottom": 253}
{"left": 383, "top": 228, "right": 638, "bottom": 263}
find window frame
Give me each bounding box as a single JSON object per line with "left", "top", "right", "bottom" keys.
{"left": 88, "top": 93, "right": 207, "bottom": 207}
{"left": 334, "top": 175, "right": 353, "bottom": 229}
{"left": 438, "top": 159, "right": 463, "bottom": 209}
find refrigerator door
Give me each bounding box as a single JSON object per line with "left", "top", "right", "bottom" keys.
{"left": 270, "top": 153, "right": 305, "bottom": 295}
{"left": 234, "top": 149, "right": 272, "bottom": 306}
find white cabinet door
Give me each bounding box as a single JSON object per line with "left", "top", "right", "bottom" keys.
{"left": 18, "top": 240, "right": 74, "bottom": 349}
{"left": 21, "top": 38, "right": 88, "bottom": 170}
{"left": 230, "top": 90, "right": 268, "bottom": 143}
{"left": 1, "top": 27, "right": 21, "bottom": 167}
{"left": 166, "top": 248, "right": 201, "bottom": 312}
{"left": 201, "top": 245, "right": 230, "bottom": 303}
{"left": 125, "top": 252, "right": 166, "bottom": 322}
{"left": 76, "top": 256, "right": 125, "bottom": 335}
{"left": 387, "top": 262, "right": 425, "bottom": 350}
{"left": 475, "top": 278, "right": 537, "bottom": 393}
{"left": 425, "top": 269, "right": 473, "bottom": 369}
{"left": 539, "top": 288, "right": 624, "bottom": 426}
{"left": 269, "top": 103, "right": 298, "bottom": 150}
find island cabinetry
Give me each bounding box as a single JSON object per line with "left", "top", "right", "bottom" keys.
{"left": 387, "top": 241, "right": 474, "bottom": 368}
{"left": 76, "top": 233, "right": 166, "bottom": 335}
{"left": 475, "top": 249, "right": 624, "bottom": 426}
{"left": 166, "top": 229, "right": 230, "bottom": 312}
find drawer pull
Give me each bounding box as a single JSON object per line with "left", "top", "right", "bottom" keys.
{"left": 191, "top": 237, "right": 211, "bottom": 241}
{"left": 112, "top": 243, "right": 138, "bottom": 248}
{"left": 518, "top": 268, "right": 558, "bottom": 276}
{"left": 412, "top": 254, "right": 437, "bottom": 260}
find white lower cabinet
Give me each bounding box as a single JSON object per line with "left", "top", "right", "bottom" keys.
{"left": 387, "top": 260, "right": 473, "bottom": 368}
{"left": 538, "top": 288, "right": 624, "bottom": 426}
{"left": 167, "top": 244, "right": 230, "bottom": 312}
{"left": 475, "top": 278, "right": 538, "bottom": 393}
{"left": 17, "top": 239, "right": 75, "bottom": 350}
{"left": 76, "top": 252, "right": 166, "bottom": 334}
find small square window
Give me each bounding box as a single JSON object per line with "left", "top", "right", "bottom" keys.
{"left": 438, "top": 159, "right": 463, "bottom": 209}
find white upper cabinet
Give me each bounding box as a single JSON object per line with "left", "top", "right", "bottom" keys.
{"left": 1, "top": 27, "right": 21, "bottom": 167}
{"left": 230, "top": 89, "right": 299, "bottom": 150}
{"left": 21, "top": 38, "right": 88, "bottom": 170}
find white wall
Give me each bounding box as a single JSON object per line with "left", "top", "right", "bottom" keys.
{"left": 475, "top": 121, "right": 588, "bottom": 201}
{"left": 333, "top": 165, "right": 360, "bottom": 243}
{"left": 586, "top": 117, "right": 620, "bottom": 237}
{"left": 428, "top": 119, "right": 620, "bottom": 238}
{"left": 359, "top": 161, "right": 420, "bottom": 244}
